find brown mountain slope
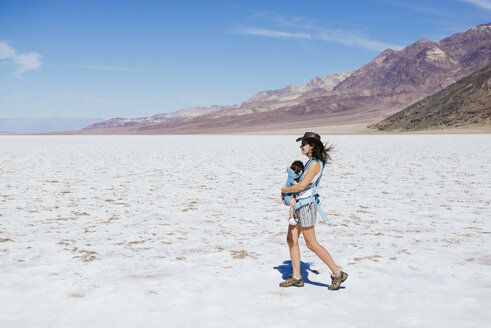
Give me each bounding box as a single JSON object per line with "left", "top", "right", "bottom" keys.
{"left": 370, "top": 64, "right": 491, "bottom": 131}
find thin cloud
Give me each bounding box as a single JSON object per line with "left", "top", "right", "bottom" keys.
{"left": 320, "top": 30, "right": 404, "bottom": 51}
{"left": 237, "top": 27, "right": 311, "bottom": 39}
{"left": 13, "top": 52, "right": 42, "bottom": 78}
{"left": 384, "top": 1, "right": 448, "bottom": 15}
{"left": 250, "top": 12, "right": 314, "bottom": 30}
{"left": 49, "top": 64, "right": 169, "bottom": 72}
{"left": 85, "top": 65, "right": 137, "bottom": 71}
{"left": 0, "top": 42, "right": 16, "bottom": 59}
{"left": 0, "top": 41, "right": 42, "bottom": 80}
{"left": 235, "top": 26, "right": 403, "bottom": 51}
{"left": 459, "top": 0, "right": 491, "bottom": 10}
{"left": 236, "top": 13, "right": 404, "bottom": 51}
{"left": 84, "top": 65, "right": 169, "bottom": 72}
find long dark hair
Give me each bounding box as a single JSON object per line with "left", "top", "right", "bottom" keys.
{"left": 303, "top": 137, "right": 334, "bottom": 165}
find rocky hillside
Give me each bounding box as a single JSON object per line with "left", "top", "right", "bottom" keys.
{"left": 369, "top": 64, "right": 491, "bottom": 131}
{"left": 243, "top": 72, "right": 352, "bottom": 104}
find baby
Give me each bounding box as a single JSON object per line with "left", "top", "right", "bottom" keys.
{"left": 284, "top": 160, "right": 305, "bottom": 225}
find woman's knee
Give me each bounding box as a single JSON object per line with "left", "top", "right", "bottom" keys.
{"left": 305, "top": 239, "right": 320, "bottom": 251}
{"left": 286, "top": 236, "right": 298, "bottom": 248}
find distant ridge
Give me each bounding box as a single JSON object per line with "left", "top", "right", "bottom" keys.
{"left": 82, "top": 72, "right": 353, "bottom": 130}
{"left": 369, "top": 64, "right": 491, "bottom": 131}
{"left": 83, "top": 105, "right": 237, "bottom": 129}
{"left": 0, "top": 117, "right": 104, "bottom": 133}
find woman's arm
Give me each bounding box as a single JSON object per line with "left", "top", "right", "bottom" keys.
{"left": 281, "top": 161, "right": 320, "bottom": 194}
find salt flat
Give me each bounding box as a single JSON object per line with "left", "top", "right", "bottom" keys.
{"left": 0, "top": 135, "right": 490, "bottom": 327}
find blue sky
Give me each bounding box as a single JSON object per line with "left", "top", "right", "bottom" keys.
{"left": 0, "top": 0, "right": 490, "bottom": 119}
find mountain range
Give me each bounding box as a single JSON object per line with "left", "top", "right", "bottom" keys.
{"left": 82, "top": 22, "right": 491, "bottom": 134}
{"left": 85, "top": 105, "right": 236, "bottom": 129}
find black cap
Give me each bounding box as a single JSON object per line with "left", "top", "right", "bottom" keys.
{"left": 296, "top": 132, "right": 321, "bottom": 142}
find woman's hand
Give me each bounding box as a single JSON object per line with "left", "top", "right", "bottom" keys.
{"left": 281, "top": 185, "right": 288, "bottom": 205}
{"left": 281, "top": 193, "right": 287, "bottom": 205}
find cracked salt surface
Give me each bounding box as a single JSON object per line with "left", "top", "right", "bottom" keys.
{"left": 1, "top": 134, "right": 490, "bottom": 327}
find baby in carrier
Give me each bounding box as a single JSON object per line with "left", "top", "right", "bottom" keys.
{"left": 284, "top": 160, "right": 305, "bottom": 225}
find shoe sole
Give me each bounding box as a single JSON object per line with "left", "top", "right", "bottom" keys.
{"left": 280, "top": 277, "right": 304, "bottom": 287}
{"left": 279, "top": 283, "right": 304, "bottom": 287}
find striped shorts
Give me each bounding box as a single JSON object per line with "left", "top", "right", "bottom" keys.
{"left": 294, "top": 201, "right": 317, "bottom": 227}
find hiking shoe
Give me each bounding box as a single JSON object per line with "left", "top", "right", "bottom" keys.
{"left": 328, "top": 271, "right": 348, "bottom": 290}
{"left": 279, "top": 276, "right": 304, "bottom": 287}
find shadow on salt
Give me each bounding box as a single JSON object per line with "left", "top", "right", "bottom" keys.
{"left": 274, "top": 260, "right": 342, "bottom": 288}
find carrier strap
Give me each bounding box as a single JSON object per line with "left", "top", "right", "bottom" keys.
{"left": 292, "top": 194, "right": 329, "bottom": 222}
{"left": 297, "top": 158, "right": 324, "bottom": 194}
{"left": 293, "top": 158, "right": 328, "bottom": 222}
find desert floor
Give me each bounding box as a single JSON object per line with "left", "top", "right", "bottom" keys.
{"left": 1, "top": 134, "right": 490, "bottom": 327}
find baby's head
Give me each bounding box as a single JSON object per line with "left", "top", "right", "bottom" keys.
{"left": 290, "top": 160, "right": 304, "bottom": 174}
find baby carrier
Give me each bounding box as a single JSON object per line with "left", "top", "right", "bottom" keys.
{"left": 283, "top": 168, "right": 302, "bottom": 206}
{"left": 287, "top": 158, "right": 329, "bottom": 222}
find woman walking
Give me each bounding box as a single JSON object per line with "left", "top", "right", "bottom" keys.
{"left": 280, "top": 132, "right": 348, "bottom": 290}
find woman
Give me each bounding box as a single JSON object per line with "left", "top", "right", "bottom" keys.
{"left": 280, "top": 132, "right": 348, "bottom": 290}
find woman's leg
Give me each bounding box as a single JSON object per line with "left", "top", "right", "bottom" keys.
{"left": 288, "top": 199, "right": 296, "bottom": 219}
{"left": 288, "top": 199, "right": 297, "bottom": 225}
{"left": 286, "top": 224, "right": 302, "bottom": 278}
{"left": 302, "top": 227, "right": 341, "bottom": 276}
